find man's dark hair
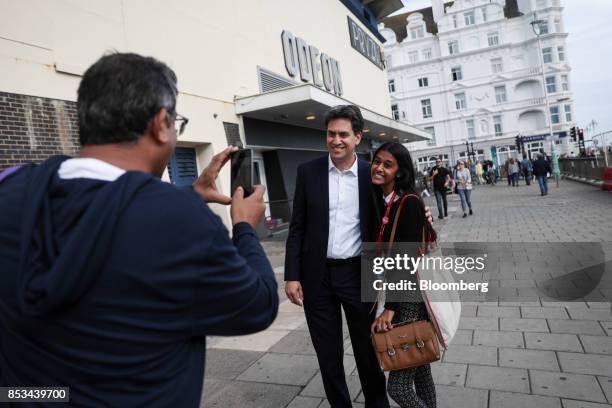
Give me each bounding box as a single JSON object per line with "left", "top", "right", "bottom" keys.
{"left": 372, "top": 141, "right": 416, "bottom": 195}
{"left": 324, "top": 105, "right": 364, "bottom": 135}
{"left": 77, "top": 53, "right": 178, "bottom": 145}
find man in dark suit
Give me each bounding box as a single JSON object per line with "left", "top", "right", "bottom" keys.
{"left": 284, "top": 105, "right": 388, "bottom": 407}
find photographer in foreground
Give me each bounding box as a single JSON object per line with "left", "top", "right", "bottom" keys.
{"left": 0, "top": 53, "right": 278, "bottom": 406}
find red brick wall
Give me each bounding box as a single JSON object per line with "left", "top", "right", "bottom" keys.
{"left": 0, "top": 91, "right": 80, "bottom": 171}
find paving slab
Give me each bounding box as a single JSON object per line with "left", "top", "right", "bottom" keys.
{"left": 580, "top": 335, "right": 612, "bottom": 355}
{"left": 547, "top": 319, "right": 605, "bottom": 335}
{"left": 521, "top": 306, "right": 570, "bottom": 319}
{"left": 473, "top": 330, "right": 524, "bottom": 348}
{"left": 269, "top": 330, "right": 316, "bottom": 355}
{"left": 490, "top": 390, "right": 561, "bottom": 408}
{"left": 500, "top": 317, "right": 549, "bottom": 332}
{"left": 524, "top": 332, "right": 583, "bottom": 352}
{"left": 477, "top": 305, "right": 521, "bottom": 318}
{"left": 430, "top": 362, "right": 467, "bottom": 387}
{"left": 300, "top": 370, "right": 363, "bottom": 400}
{"left": 237, "top": 353, "right": 319, "bottom": 386}
{"left": 458, "top": 316, "right": 499, "bottom": 330}
{"left": 557, "top": 352, "right": 612, "bottom": 377}
{"left": 211, "top": 329, "right": 290, "bottom": 352}
{"left": 561, "top": 399, "right": 612, "bottom": 408}
{"left": 435, "top": 385, "right": 488, "bottom": 408}
{"left": 442, "top": 345, "right": 497, "bottom": 365}
{"left": 499, "top": 347, "right": 559, "bottom": 371}
{"left": 201, "top": 379, "right": 301, "bottom": 408}
{"left": 285, "top": 396, "right": 322, "bottom": 408}
{"left": 530, "top": 370, "right": 606, "bottom": 403}
{"left": 269, "top": 312, "right": 307, "bottom": 331}
{"left": 451, "top": 329, "right": 473, "bottom": 346}
{"left": 597, "top": 376, "right": 612, "bottom": 404}
{"left": 204, "top": 349, "right": 263, "bottom": 380}
{"left": 466, "top": 365, "right": 529, "bottom": 393}
{"left": 568, "top": 308, "right": 612, "bottom": 321}
{"left": 602, "top": 321, "right": 612, "bottom": 336}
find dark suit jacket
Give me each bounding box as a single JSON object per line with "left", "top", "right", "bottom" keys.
{"left": 284, "top": 156, "right": 378, "bottom": 303}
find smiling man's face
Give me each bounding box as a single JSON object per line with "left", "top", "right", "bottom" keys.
{"left": 326, "top": 118, "right": 361, "bottom": 164}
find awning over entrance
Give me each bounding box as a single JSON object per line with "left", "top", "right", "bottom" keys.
{"left": 234, "top": 84, "right": 430, "bottom": 144}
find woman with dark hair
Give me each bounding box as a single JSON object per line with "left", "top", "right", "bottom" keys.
{"left": 370, "top": 142, "right": 437, "bottom": 408}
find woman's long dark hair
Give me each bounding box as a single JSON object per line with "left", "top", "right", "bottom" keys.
{"left": 372, "top": 141, "right": 417, "bottom": 195}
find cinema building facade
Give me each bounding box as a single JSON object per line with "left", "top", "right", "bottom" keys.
{"left": 0, "top": 0, "right": 429, "bottom": 232}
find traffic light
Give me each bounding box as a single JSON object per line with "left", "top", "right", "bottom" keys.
{"left": 570, "top": 126, "right": 577, "bottom": 142}
{"left": 578, "top": 128, "right": 584, "bottom": 142}
{"left": 515, "top": 135, "right": 522, "bottom": 153}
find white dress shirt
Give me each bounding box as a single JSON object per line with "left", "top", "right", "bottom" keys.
{"left": 326, "top": 155, "right": 361, "bottom": 259}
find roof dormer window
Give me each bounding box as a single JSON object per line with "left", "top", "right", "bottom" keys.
{"left": 410, "top": 25, "right": 425, "bottom": 40}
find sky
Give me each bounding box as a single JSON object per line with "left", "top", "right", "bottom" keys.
{"left": 390, "top": 0, "right": 612, "bottom": 142}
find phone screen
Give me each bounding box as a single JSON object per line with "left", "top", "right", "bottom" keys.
{"left": 230, "top": 149, "right": 253, "bottom": 197}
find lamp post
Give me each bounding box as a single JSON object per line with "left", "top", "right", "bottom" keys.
{"left": 531, "top": 13, "right": 560, "bottom": 187}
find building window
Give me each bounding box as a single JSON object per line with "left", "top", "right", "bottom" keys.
{"left": 418, "top": 77, "right": 429, "bottom": 87}
{"left": 536, "top": 0, "right": 547, "bottom": 9}
{"left": 452, "top": 15, "right": 458, "bottom": 28}
{"left": 451, "top": 66, "right": 463, "bottom": 81}
{"left": 424, "top": 126, "right": 436, "bottom": 146}
{"left": 546, "top": 76, "right": 557, "bottom": 93}
{"left": 491, "top": 57, "right": 503, "bottom": 73}
{"left": 466, "top": 119, "right": 476, "bottom": 140}
{"left": 554, "top": 18, "right": 562, "bottom": 32}
{"left": 564, "top": 104, "right": 572, "bottom": 122}
{"left": 482, "top": 8, "right": 488, "bottom": 22}
{"left": 493, "top": 115, "right": 503, "bottom": 136}
{"left": 455, "top": 92, "right": 467, "bottom": 110}
{"left": 558, "top": 46, "right": 565, "bottom": 62}
{"left": 421, "top": 99, "right": 432, "bottom": 118}
{"left": 561, "top": 74, "right": 569, "bottom": 91}
{"left": 488, "top": 32, "right": 499, "bottom": 47}
{"left": 542, "top": 47, "right": 553, "bottom": 63}
{"left": 388, "top": 79, "right": 395, "bottom": 93}
{"left": 391, "top": 104, "right": 399, "bottom": 120}
{"left": 410, "top": 25, "right": 425, "bottom": 39}
{"left": 448, "top": 40, "right": 459, "bottom": 55}
{"left": 495, "top": 85, "right": 507, "bottom": 104}
{"left": 539, "top": 20, "right": 549, "bottom": 34}
{"left": 409, "top": 51, "right": 419, "bottom": 63}
{"left": 386, "top": 54, "right": 392, "bottom": 68}
{"left": 464, "top": 11, "right": 475, "bottom": 26}
{"left": 550, "top": 106, "right": 560, "bottom": 124}
{"left": 422, "top": 48, "right": 432, "bottom": 60}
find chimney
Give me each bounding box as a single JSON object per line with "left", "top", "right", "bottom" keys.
{"left": 432, "top": 0, "right": 445, "bottom": 23}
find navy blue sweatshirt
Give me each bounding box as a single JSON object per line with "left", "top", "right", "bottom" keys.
{"left": 0, "top": 156, "right": 278, "bottom": 407}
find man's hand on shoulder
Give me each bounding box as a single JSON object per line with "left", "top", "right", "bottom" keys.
{"left": 193, "top": 146, "right": 238, "bottom": 204}
{"left": 285, "top": 281, "right": 303, "bottom": 307}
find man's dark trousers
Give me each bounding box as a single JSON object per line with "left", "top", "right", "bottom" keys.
{"left": 285, "top": 157, "right": 389, "bottom": 408}
{"left": 434, "top": 189, "right": 448, "bottom": 218}
{"left": 304, "top": 259, "right": 387, "bottom": 408}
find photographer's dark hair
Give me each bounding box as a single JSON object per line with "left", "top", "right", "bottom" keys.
{"left": 77, "top": 52, "right": 178, "bottom": 146}
{"left": 324, "top": 105, "right": 364, "bottom": 135}
{"left": 372, "top": 141, "right": 417, "bottom": 195}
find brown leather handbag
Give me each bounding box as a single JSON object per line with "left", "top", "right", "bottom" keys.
{"left": 371, "top": 193, "right": 440, "bottom": 371}
{"left": 371, "top": 320, "right": 440, "bottom": 371}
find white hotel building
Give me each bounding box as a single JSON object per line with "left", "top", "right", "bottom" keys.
{"left": 380, "top": 0, "right": 575, "bottom": 171}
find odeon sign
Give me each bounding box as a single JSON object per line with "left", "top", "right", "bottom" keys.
{"left": 281, "top": 30, "right": 343, "bottom": 96}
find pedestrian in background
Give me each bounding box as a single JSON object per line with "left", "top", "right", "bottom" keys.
{"left": 455, "top": 160, "right": 473, "bottom": 218}
{"left": 533, "top": 154, "right": 552, "bottom": 196}
{"left": 521, "top": 155, "right": 533, "bottom": 186}
{"left": 429, "top": 158, "right": 451, "bottom": 219}
{"left": 475, "top": 160, "right": 484, "bottom": 184}
{"left": 509, "top": 158, "right": 519, "bottom": 187}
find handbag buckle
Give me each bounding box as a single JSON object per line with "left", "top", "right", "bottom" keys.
{"left": 400, "top": 343, "right": 409, "bottom": 351}
{"left": 416, "top": 339, "right": 425, "bottom": 349}
{"left": 387, "top": 348, "right": 396, "bottom": 357}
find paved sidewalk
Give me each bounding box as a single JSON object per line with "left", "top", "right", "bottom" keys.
{"left": 202, "top": 179, "right": 612, "bottom": 408}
